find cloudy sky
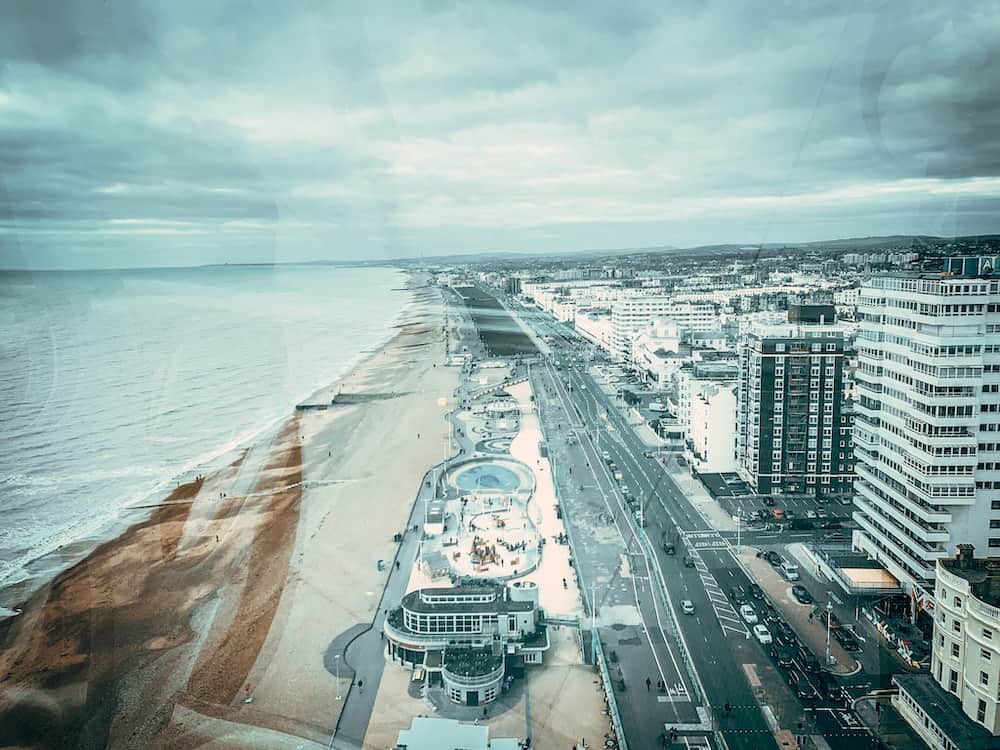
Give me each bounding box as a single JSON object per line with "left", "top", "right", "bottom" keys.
{"left": 2, "top": 1, "right": 999, "bottom": 269}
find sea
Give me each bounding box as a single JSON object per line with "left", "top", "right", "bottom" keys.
{"left": 0, "top": 264, "right": 410, "bottom": 606}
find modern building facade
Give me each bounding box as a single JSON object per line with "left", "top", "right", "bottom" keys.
{"left": 609, "top": 297, "right": 716, "bottom": 361}
{"left": 383, "top": 581, "right": 548, "bottom": 706}
{"left": 852, "top": 264, "right": 1000, "bottom": 601}
{"left": 736, "top": 305, "right": 854, "bottom": 497}
{"left": 893, "top": 545, "right": 1000, "bottom": 750}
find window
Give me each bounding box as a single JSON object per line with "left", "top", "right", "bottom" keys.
{"left": 950, "top": 669, "right": 959, "bottom": 693}
{"left": 991, "top": 538, "right": 1000, "bottom": 548}
{"left": 955, "top": 597, "right": 962, "bottom": 608}
{"left": 982, "top": 670, "right": 989, "bottom": 686}
{"left": 954, "top": 621, "right": 962, "bottom": 634}
{"left": 953, "top": 643, "right": 961, "bottom": 658}
{"left": 992, "top": 520, "right": 1000, "bottom": 529}
{"left": 985, "top": 628, "right": 994, "bottom": 640}
{"left": 983, "top": 648, "right": 992, "bottom": 661}
{"left": 979, "top": 698, "right": 988, "bottom": 724}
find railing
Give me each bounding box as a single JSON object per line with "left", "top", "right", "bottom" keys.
{"left": 442, "top": 661, "right": 505, "bottom": 688}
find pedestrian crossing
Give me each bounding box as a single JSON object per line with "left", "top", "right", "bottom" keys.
{"left": 687, "top": 547, "right": 748, "bottom": 638}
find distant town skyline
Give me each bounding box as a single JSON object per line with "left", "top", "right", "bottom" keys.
{"left": 3, "top": 1, "right": 1000, "bottom": 269}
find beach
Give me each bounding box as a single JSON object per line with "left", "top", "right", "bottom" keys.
{"left": 0, "top": 271, "right": 459, "bottom": 748}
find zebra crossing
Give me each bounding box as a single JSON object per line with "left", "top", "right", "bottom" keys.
{"left": 685, "top": 544, "right": 749, "bottom": 638}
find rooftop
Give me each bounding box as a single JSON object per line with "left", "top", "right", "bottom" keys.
{"left": 894, "top": 673, "right": 1000, "bottom": 750}
{"left": 940, "top": 545, "right": 1000, "bottom": 609}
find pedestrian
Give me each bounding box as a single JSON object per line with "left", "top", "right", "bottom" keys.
{"left": 646, "top": 676, "right": 652, "bottom": 691}
{"left": 357, "top": 678, "right": 364, "bottom": 693}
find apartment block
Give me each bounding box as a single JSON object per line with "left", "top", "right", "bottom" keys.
{"left": 736, "top": 305, "right": 854, "bottom": 497}
{"left": 852, "top": 263, "right": 1000, "bottom": 597}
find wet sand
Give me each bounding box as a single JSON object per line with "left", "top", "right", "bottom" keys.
{"left": 0, "top": 272, "right": 458, "bottom": 749}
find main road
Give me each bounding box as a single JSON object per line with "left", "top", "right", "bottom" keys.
{"left": 505, "top": 298, "right": 779, "bottom": 750}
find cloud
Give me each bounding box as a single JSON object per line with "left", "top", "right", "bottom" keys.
{"left": 2, "top": 0, "right": 1000, "bottom": 268}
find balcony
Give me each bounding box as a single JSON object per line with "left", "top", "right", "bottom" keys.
{"left": 852, "top": 512, "right": 940, "bottom": 581}
{"left": 854, "top": 468, "right": 952, "bottom": 524}
{"left": 442, "top": 647, "right": 505, "bottom": 688}
{"left": 852, "top": 489, "right": 949, "bottom": 544}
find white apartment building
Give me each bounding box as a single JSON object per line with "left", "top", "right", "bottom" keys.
{"left": 574, "top": 309, "right": 613, "bottom": 351}
{"left": 852, "top": 265, "right": 1000, "bottom": 601}
{"left": 675, "top": 354, "right": 739, "bottom": 440}
{"left": 609, "top": 297, "right": 716, "bottom": 361}
{"left": 689, "top": 383, "right": 738, "bottom": 472}
{"left": 894, "top": 546, "right": 1000, "bottom": 750}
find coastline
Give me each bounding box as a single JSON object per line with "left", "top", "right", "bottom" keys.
{"left": 0, "top": 267, "right": 413, "bottom": 613}
{"left": 0, "top": 270, "right": 460, "bottom": 748}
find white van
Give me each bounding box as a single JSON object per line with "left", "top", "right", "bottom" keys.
{"left": 780, "top": 561, "right": 800, "bottom": 581}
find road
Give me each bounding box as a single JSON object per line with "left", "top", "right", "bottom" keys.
{"left": 507, "top": 294, "right": 878, "bottom": 750}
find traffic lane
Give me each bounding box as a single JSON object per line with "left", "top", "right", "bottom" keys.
{"left": 534, "top": 363, "right": 695, "bottom": 698}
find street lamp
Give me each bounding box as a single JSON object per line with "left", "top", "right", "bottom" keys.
{"left": 825, "top": 601, "right": 835, "bottom": 666}
{"left": 335, "top": 654, "right": 342, "bottom": 700}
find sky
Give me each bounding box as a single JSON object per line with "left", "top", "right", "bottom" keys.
{"left": 2, "top": 0, "right": 1000, "bottom": 269}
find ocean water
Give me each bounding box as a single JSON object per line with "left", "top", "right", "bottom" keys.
{"left": 0, "top": 265, "right": 409, "bottom": 592}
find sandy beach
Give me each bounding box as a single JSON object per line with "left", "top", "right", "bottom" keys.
{"left": 0, "top": 272, "right": 459, "bottom": 749}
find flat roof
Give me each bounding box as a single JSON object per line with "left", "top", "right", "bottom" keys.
{"left": 894, "top": 673, "right": 1000, "bottom": 750}
{"left": 941, "top": 554, "right": 1000, "bottom": 609}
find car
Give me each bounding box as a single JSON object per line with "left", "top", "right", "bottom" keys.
{"left": 602, "top": 450, "right": 612, "bottom": 462}
{"left": 770, "top": 644, "right": 796, "bottom": 667}
{"left": 805, "top": 510, "right": 818, "bottom": 519}
{"left": 755, "top": 509, "right": 770, "bottom": 522}
{"left": 740, "top": 604, "right": 759, "bottom": 624}
{"left": 797, "top": 647, "right": 822, "bottom": 673}
{"left": 786, "top": 669, "right": 815, "bottom": 701}
{"left": 749, "top": 583, "right": 765, "bottom": 600}
{"left": 792, "top": 585, "right": 814, "bottom": 604}
{"left": 765, "top": 550, "right": 783, "bottom": 566}
{"left": 763, "top": 496, "right": 775, "bottom": 506}
{"left": 764, "top": 608, "right": 783, "bottom": 627}
{"left": 682, "top": 599, "right": 695, "bottom": 615}
{"left": 753, "top": 624, "right": 773, "bottom": 644}
{"left": 683, "top": 555, "right": 696, "bottom": 568}
{"left": 730, "top": 586, "right": 748, "bottom": 605}
{"left": 784, "top": 509, "right": 796, "bottom": 520}
{"left": 771, "top": 508, "right": 786, "bottom": 521}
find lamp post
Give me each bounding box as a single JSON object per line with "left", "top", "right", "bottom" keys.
{"left": 825, "top": 601, "right": 834, "bottom": 666}
{"left": 335, "top": 654, "right": 342, "bottom": 700}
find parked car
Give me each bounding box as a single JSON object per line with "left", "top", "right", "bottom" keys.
{"left": 765, "top": 550, "right": 783, "bottom": 567}
{"left": 683, "top": 555, "right": 696, "bottom": 568}
{"left": 730, "top": 586, "right": 748, "bottom": 605}
{"left": 682, "top": 600, "right": 695, "bottom": 615}
{"left": 763, "top": 496, "right": 775, "bottom": 506}
{"left": 771, "top": 508, "right": 786, "bottom": 521}
{"left": 805, "top": 510, "right": 818, "bottom": 519}
{"left": 753, "top": 624, "right": 772, "bottom": 644}
{"left": 749, "top": 583, "right": 765, "bottom": 600}
{"left": 792, "top": 585, "right": 814, "bottom": 604}
{"left": 740, "top": 604, "right": 759, "bottom": 624}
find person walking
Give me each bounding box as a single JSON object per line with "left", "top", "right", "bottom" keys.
{"left": 646, "top": 676, "right": 652, "bottom": 691}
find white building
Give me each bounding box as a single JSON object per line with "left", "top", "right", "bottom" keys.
{"left": 394, "top": 717, "right": 521, "bottom": 750}
{"left": 852, "top": 265, "right": 1000, "bottom": 602}
{"left": 384, "top": 582, "right": 548, "bottom": 706}
{"left": 609, "top": 297, "right": 716, "bottom": 361}
{"left": 689, "top": 383, "right": 738, "bottom": 472}
{"left": 675, "top": 354, "right": 739, "bottom": 445}
{"left": 894, "top": 545, "right": 1000, "bottom": 750}
{"left": 574, "top": 309, "right": 613, "bottom": 351}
